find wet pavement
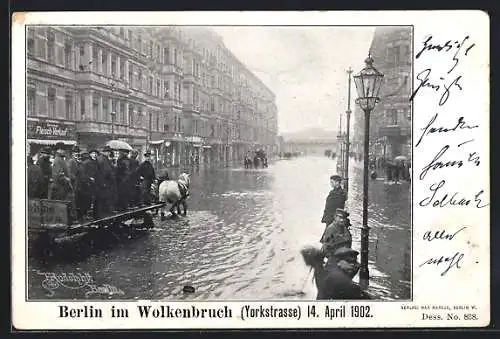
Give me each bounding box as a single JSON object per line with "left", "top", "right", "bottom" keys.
{"left": 28, "top": 156, "right": 411, "bottom": 300}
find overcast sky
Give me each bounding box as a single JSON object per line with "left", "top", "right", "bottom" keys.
{"left": 212, "top": 27, "right": 375, "bottom": 134}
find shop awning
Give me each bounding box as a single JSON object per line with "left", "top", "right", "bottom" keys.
{"left": 28, "top": 139, "right": 76, "bottom": 146}
{"left": 150, "top": 139, "right": 164, "bottom": 145}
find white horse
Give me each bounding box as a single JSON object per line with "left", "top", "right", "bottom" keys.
{"left": 158, "top": 173, "right": 191, "bottom": 220}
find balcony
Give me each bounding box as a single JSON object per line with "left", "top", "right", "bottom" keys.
{"left": 75, "top": 71, "right": 130, "bottom": 93}
{"left": 90, "top": 28, "right": 128, "bottom": 48}
{"left": 28, "top": 58, "right": 75, "bottom": 80}
{"left": 183, "top": 104, "right": 201, "bottom": 113}
{"left": 161, "top": 64, "right": 183, "bottom": 76}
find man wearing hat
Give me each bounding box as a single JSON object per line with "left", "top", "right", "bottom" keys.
{"left": 50, "top": 142, "right": 72, "bottom": 200}
{"left": 138, "top": 150, "right": 156, "bottom": 206}
{"left": 127, "top": 149, "right": 141, "bottom": 208}
{"left": 320, "top": 208, "right": 353, "bottom": 254}
{"left": 75, "top": 148, "right": 98, "bottom": 221}
{"left": 67, "top": 145, "right": 80, "bottom": 190}
{"left": 115, "top": 149, "right": 131, "bottom": 211}
{"left": 36, "top": 146, "right": 53, "bottom": 199}
{"left": 27, "top": 153, "right": 43, "bottom": 199}
{"left": 95, "top": 145, "right": 116, "bottom": 217}
{"left": 321, "top": 174, "right": 346, "bottom": 226}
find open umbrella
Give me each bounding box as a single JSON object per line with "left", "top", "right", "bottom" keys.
{"left": 394, "top": 155, "right": 408, "bottom": 162}
{"left": 106, "top": 140, "right": 133, "bottom": 151}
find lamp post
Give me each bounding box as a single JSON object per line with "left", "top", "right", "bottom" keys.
{"left": 353, "top": 53, "right": 384, "bottom": 290}
{"left": 110, "top": 111, "right": 116, "bottom": 140}
{"left": 344, "top": 67, "right": 353, "bottom": 195}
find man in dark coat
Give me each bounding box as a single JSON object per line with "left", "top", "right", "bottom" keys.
{"left": 138, "top": 151, "right": 156, "bottom": 205}
{"left": 67, "top": 145, "right": 80, "bottom": 189}
{"left": 75, "top": 150, "right": 98, "bottom": 221}
{"left": 115, "top": 149, "right": 130, "bottom": 211}
{"left": 321, "top": 174, "right": 346, "bottom": 226}
{"left": 127, "top": 149, "right": 140, "bottom": 208}
{"left": 50, "top": 145, "right": 72, "bottom": 200}
{"left": 27, "top": 155, "right": 43, "bottom": 198}
{"left": 96, "top": 145, "right": 116, "bottom": 217}
{"left": 36, "top": 147, "right": 52, "bottom": 199}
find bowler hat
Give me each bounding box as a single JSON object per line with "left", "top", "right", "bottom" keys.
{"left": 55, "top": 142, "right": 65, "bottom": 150}
{"left": 334, "top": 247, "right": 359, "bottom": 258}
{"left": 41, "top": 146, "right": 52, "bottom": 154}
{"left": 335, "top": 208, "right": 349, "bottom": 219}
{"left": 330, "top": 174, "right": 342, "bottom": 181}
{"left": 72, "top": 145, "right": 80, "bottom": 153}
{"left": 102, "top": 145, "right": 112, "bottom": 153}
{"left": 144, "top": 151, "right": 151, "bottom": 156}
{"left": 88, "top": 147, "right": 98, "bottom": 154}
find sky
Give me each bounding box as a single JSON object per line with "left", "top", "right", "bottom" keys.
{"left": 212, "top": 27, "right": 375, "bottom": 134}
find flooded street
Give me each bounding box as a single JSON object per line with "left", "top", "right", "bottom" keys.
{"left": 29, "top": 156, "right": 411, "bottom": 301}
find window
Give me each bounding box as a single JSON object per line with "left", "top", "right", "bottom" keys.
{"left": 102, "top": 97, "right": 108, "bottom": 121}
{"left": 137, "top": 69, "right": 142, "bottom": 90}
{"left": 120, "top": 101, "right": 125, "bottom": 123}
{"left": 156, "top": 79, "right": 160, "bottom": 97}
{"left": 92, "top": 47, "right": 98, "bottom": 72}
{"left": 149, "top": 76, "right": 153, "bottom": 95}
{"left": 137, "top": 34, "right": 142, "bottom": 52}
{"left": 173, "top": 48, "right": 177, "bottom": 65}
{"left": 164, "top": 80, "right": 169, "bottom": 98}
{"left": 128, "top": 104, "right": 134, "bottom": 126}
{"left": 80, "top": 94, "right": 85, "bottom": 120}
{"left": 92, "top": 95, "right": 100, "bottom": 121}
{"left": 27, "top": 28, "right": 35, "bottom": 55}
{"left": 150, "top": 41, "right": 154, "bottom": 57}
{"left": 47, "top": 31, "right": 55, "bottom": 63}
{"left": 127, "top": 29, "right": 132, "bottom": 41}
{"left": 102, "top": 50, "right": 108, "bottom": 74}
{"left": 111, "top": 55, "right": 117, "bottom": 77}
{"left": 64, "top": 42, "right": 72, "bottom": 69}
{"left": 120, "top": 58, "right": 125, "bottom": 79}
{"left": 65, "top": 92, "right": 73, "bottom": 119}
{"left": 48, "top": 88, "right": 56, "bottom": 117}
{"left": 156, "top": 112, "right": 159, "bottom": 131}
{"left": 137, "top": 107, "right": 142, "bottom": 125}
{"left": 128, "top": 67, "right": 133, "bottom": 87}
{"left": 156, "top": 45, "right": 161, "bottom": 61}
{"left": 163, "top": 47, "right": 170, "bottom": 64}
{"left": 388, "top": 109, "right": 398, "bottom": 125}
{"left": 27, "top": 88, "right": 35, "bottom": 116}
{"left": 164, "top": 124, "right": 169, "bottom": 132}
{"left": 120, "top": 28, "right": 125, "bottom": 37}
{"left": 211, "top": 124, "right": 215, "bottom": 137}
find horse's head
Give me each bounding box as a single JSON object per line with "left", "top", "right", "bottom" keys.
{"left": 178, "top": 173, "right": 191, "bottom": 187}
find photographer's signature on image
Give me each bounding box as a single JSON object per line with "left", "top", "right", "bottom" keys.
{"left": 37, "top": 271, "right": 125, "bottom": 298}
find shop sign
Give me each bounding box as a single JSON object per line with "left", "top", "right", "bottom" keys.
{"left": 27, "top": 120, "right": 76, "bottom": 140}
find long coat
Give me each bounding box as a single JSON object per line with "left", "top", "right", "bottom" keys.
{"left": 51, "top": 155, "right": 71, "bottom": 200}
{"left": 321, "top": 187, "right": 346, "bottom": 225}
{"left": 28, "top": 160, "right": 44, "bottom": 198}
{"left": 96, "top": 155, "right": 116, "bottom": 216}
{"left": 66, "top": 157, "right": 79, "bottom": 187}
{"left": 36, "top": 156, "right": 52, "bottom": 199}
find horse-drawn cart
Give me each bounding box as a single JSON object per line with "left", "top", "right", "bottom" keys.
{"left": 28, "top": 198, "right": 165, "bottom": 254}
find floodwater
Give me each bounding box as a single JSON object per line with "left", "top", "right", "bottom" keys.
{"left": 28, "top": 156, "right": 411, "bottom": 300}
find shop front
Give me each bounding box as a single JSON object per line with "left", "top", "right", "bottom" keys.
{"left": 27, "top": 118, "right": 77, "bottom": 156}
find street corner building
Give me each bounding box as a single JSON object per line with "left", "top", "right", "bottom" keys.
{"left": 26, "top": 26, "right": 279, "bottom": 165}
{"left": 351, "top": 26, "right": 412, "bottom": 163}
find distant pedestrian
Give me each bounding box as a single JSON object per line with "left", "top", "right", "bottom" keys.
{"left": 321, "top": 174, "right": 346, "bottom": 226}
{"left": 50, "top": 144, "right": 71, "bottom": 200}
{"left": 96, "top": 145, "right": 116, "bottom": 217}
{"left": 139, "top": 151, "right": 156, "bottom": 205}
{"left": 127, "top": 149, "right": 141, "bottom": 208}
{"left": 27, "top": 155, "right": 43, "bottom": 198}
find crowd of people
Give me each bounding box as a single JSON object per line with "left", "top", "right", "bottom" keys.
{"left": 27, "top": 142, "right": 166, "bottom": 222}
{"left": 369, "top": 156, "right": 411, "bottom": 183}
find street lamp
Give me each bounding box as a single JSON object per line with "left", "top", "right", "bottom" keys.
{"left": 344, "top": 67, "right": 353, "bottom": 195}
{"left": 353, "top": 53, "right": 384, "bottom": 290}
{"left": 110, "top": 111, "right": 116, "bottom": 140}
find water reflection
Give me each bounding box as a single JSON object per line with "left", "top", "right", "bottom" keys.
{"left": 28, "top": 156, "right": 411, "bottom": 300}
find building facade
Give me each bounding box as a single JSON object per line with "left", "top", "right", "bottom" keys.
{"left": 352, "top": 26, "right": 412, "bottom": 162}
{"left": 26, "top": 26, "right": 278, "bottom": 166}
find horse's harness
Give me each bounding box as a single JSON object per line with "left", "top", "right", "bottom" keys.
{"left": 177, "top": 180, "right": 189, "bottom": 199}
